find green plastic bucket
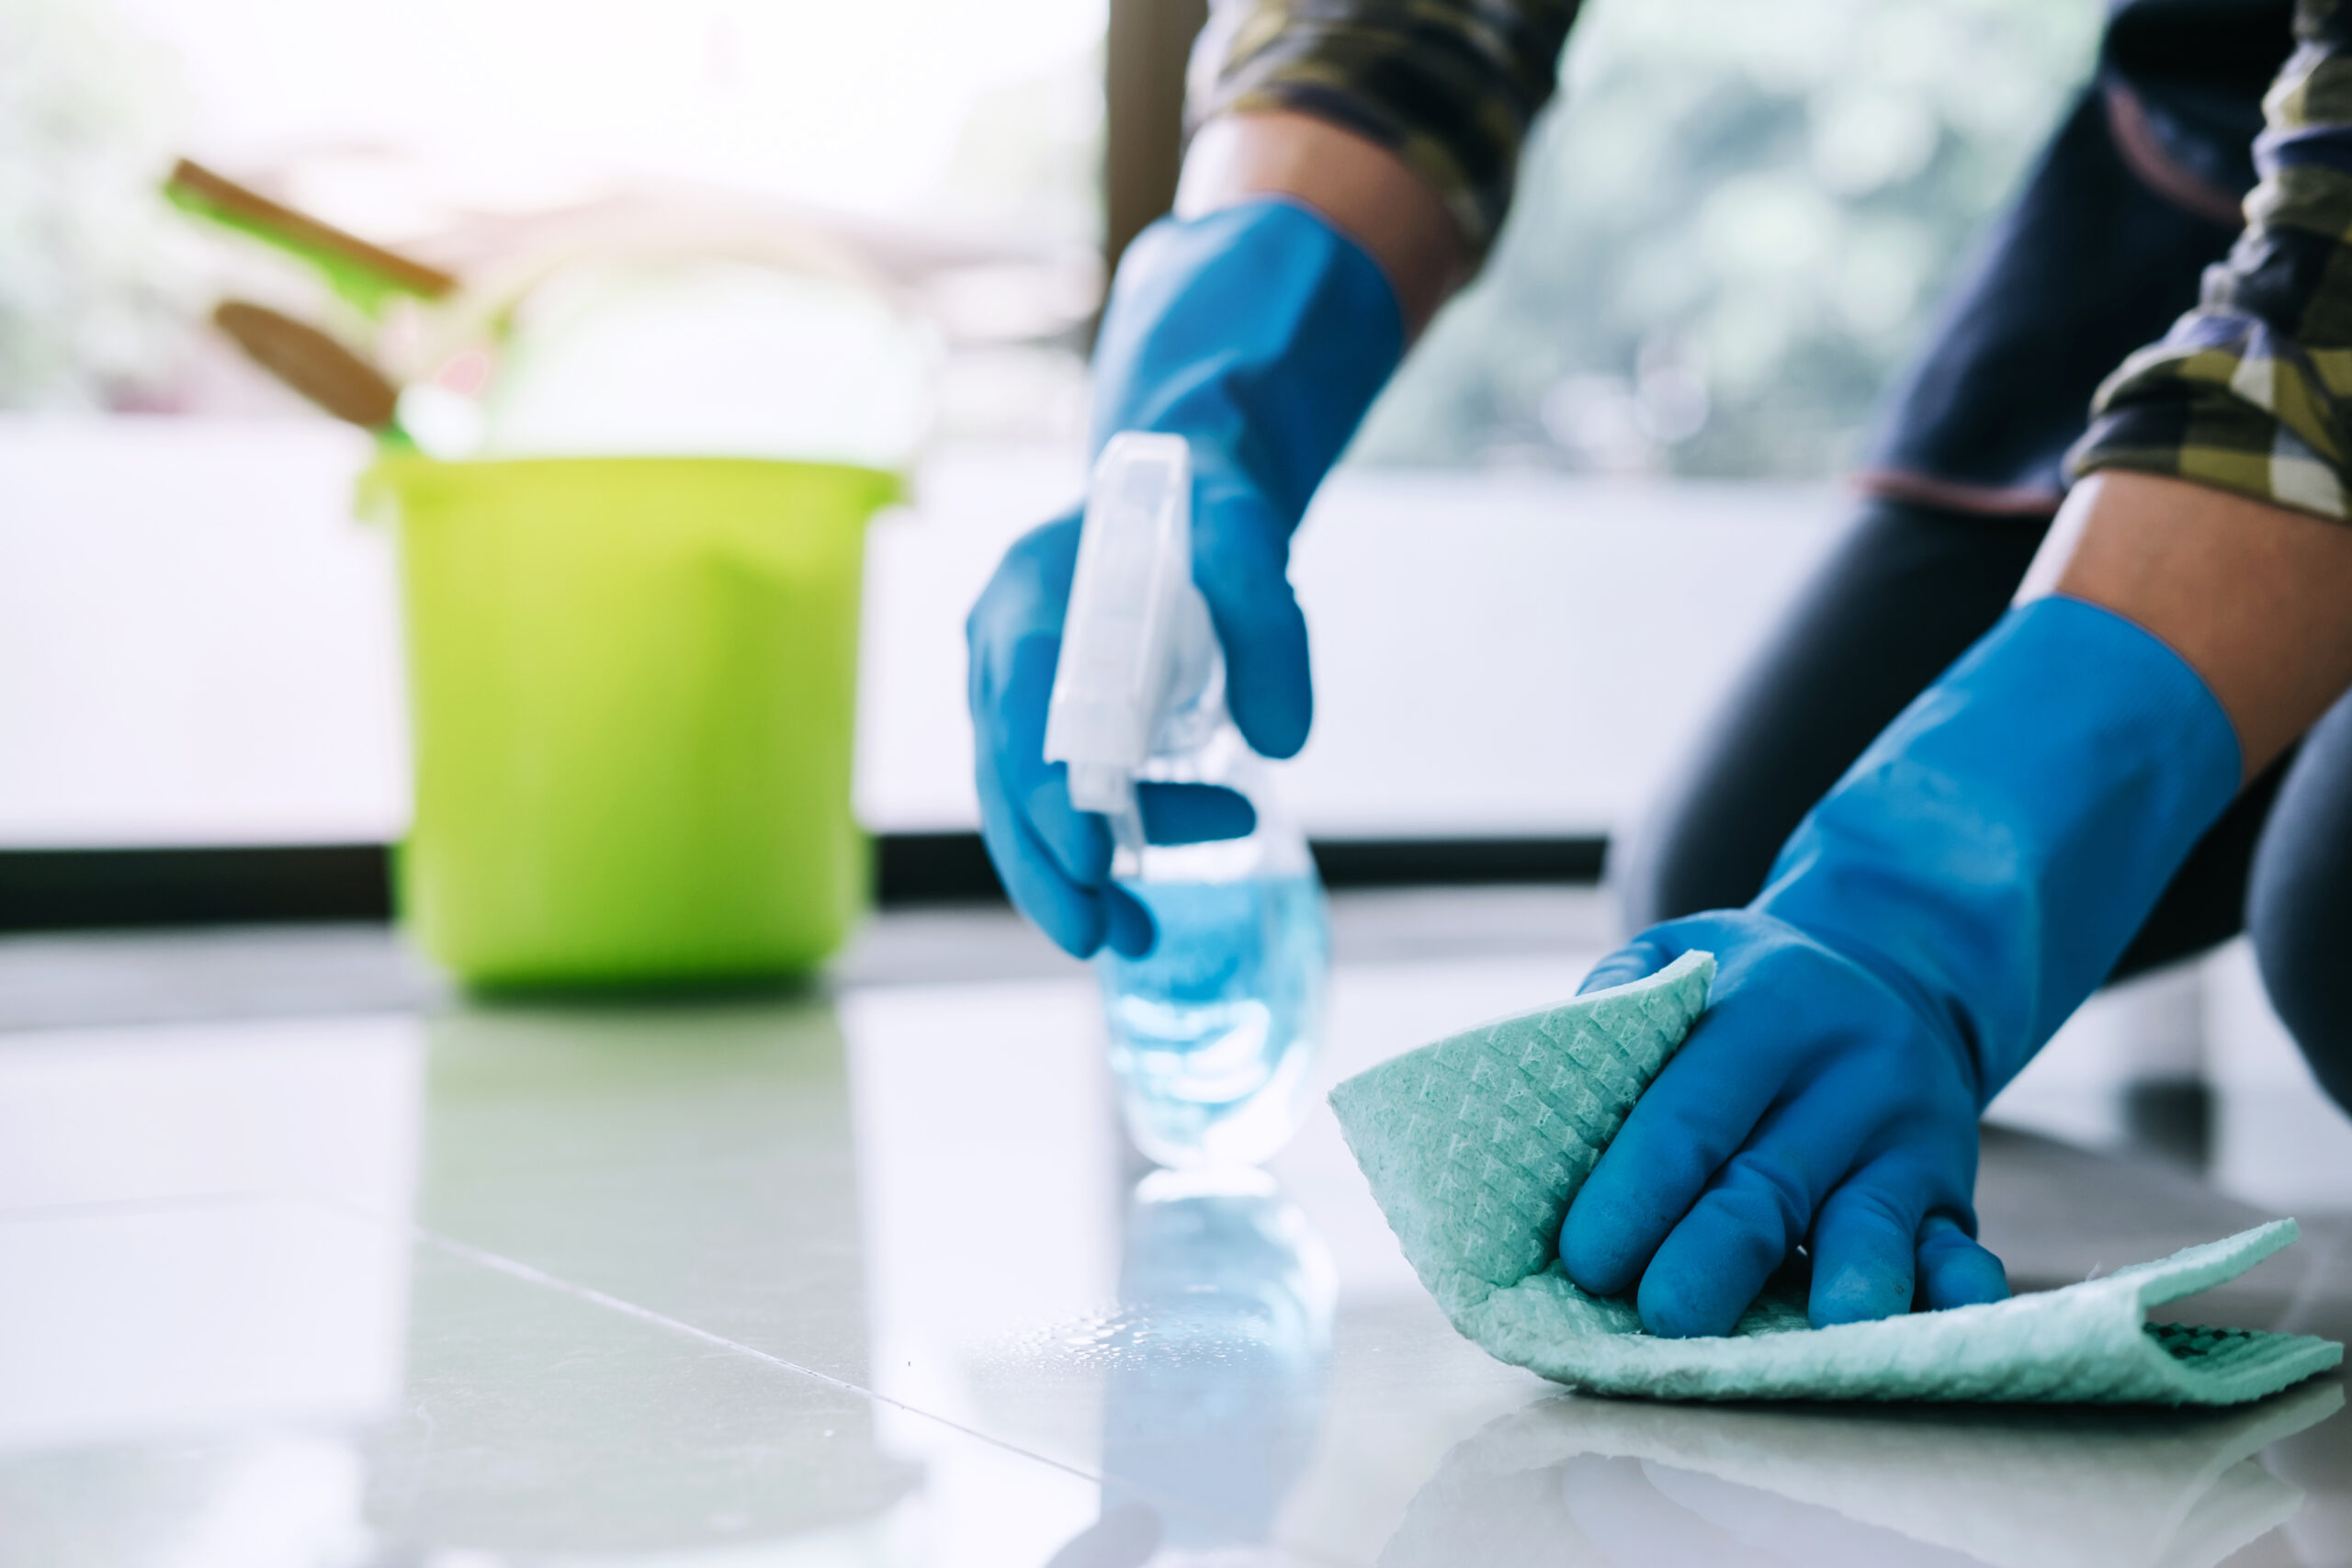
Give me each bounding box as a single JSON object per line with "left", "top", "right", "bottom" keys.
{"left": 360, "top": 455, "right": 897, "bottom": 988}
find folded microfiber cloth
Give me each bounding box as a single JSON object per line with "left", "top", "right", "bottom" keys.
{"left": 1329, "top": 951, "right": 2345, "bottom": 1404}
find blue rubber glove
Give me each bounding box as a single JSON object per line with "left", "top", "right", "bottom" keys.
{"left": 966, "top": 201, "right": 1404, "bottom": 957}
{"left": 1562, "top": 596, "right": 2243, "bottom": 1337}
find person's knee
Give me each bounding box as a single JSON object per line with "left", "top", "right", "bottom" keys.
{"left": 2248, "top": 876, "right": 2352, "bottom": 1116}
{"left": 2246, "top": 697, "right": 2352, "bottom": 1115}
{"left": 1608, "top": 789, "right": 1753, "bottom": 938}
{"left": 1606, "top": 813, "right": 1675, "bottom": 939}
{"left": 1611, "top": 500, "right": 2044, "bottom": 942}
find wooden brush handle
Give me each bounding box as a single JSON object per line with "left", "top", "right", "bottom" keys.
{"left": 212, "top": 300, "right": 402, "bottom": 430}
{"left": 171, "top": 158, "right": 458, "bottom": 299}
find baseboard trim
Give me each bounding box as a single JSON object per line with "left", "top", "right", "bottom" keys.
{"left": 0, "top": 845, "right": 394, "bottom": 932}
{"left": 0, "top": 833, "right": 1609, "bottom": 931}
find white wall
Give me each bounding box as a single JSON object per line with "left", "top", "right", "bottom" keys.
{"left": 0, "top": 420, "right": 406, "bottom": 846}
{"left": 0, "top": 416, "right": 1839, "bottom": 846}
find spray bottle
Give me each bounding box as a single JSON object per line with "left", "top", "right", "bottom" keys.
{"left": 1046, "top": 433, "right": 1330, "bottom": 1168}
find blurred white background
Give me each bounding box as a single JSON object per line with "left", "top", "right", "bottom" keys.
{"left": 104, "top": 0, "right": 1106, "bottom": 229}
{"left": 7, "top": 0, "right": 2351, "bottom": 1168}
{"left": 0, "top": 419, "right": 1842, "bottom": 845}
{"left": 12, "top": 0, "right": 2097, "bottom": 848}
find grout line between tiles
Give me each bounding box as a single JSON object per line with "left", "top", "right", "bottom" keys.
{"left": 395, "top": 1216, "right": 1360, "bottom": 1568}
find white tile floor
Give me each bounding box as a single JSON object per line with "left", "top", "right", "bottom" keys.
{"left": 3, "top": 897, "right": 2349, "bottom": 1566}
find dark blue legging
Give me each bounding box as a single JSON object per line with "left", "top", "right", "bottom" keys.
{"left": 1614, "top": 497, "right": 2352, "bottom": 1114}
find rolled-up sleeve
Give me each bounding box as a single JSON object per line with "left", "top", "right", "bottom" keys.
{"left": 1189, "top": 0, "right": 1582, "bottom": 257}
{"left": 2073, "top": 0, "right": 2352, "bottom": 520}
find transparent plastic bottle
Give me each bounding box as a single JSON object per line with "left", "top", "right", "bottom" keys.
{"left": 1045, "top": 434, "right": 1332, "bottom": 1168}
{"left": 1100, "top": 712, "right": 1329, "bottom": 1168}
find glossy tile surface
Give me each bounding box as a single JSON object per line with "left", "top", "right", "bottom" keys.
{"left": 3, "top": 901, "right": 2348, "bottom": 1566}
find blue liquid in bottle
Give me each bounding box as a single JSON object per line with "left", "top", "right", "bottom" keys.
{"left": 1098, "top": 867, "right": 1329, "bottom": 1168}
{"left": 1040, "top": 433, "right": 1328, "bottom": 1168}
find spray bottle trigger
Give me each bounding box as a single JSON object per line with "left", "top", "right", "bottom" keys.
{"left": 1043, "top": 432, "right": 1195, "bottom": 810}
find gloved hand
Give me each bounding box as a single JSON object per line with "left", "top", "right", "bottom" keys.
{"left": 1562, "top": 595, "right": 2244, "bottom": 1337}
{"left": 967, "top": 200, "right": 1404, "bottom": 957}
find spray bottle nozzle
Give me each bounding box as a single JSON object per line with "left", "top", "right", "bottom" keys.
{"left": 1044, "top": 433, "right": 1214, "bottom": 849}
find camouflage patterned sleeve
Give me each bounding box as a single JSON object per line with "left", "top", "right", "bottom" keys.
{"left": 1189, "top": 0, "right": 1584, "bottom": 256}
{"left": 2071, "top": 0, "right": 2352, "bottom": 521}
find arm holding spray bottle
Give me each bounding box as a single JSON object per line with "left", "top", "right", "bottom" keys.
{"left": 965, "top": 113, "right": 1447, "bottom": 1162}
{"left": 965, "top": 112, "right": 1451, "bottom": 964}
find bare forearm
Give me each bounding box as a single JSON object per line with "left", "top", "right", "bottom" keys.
{"left": 2019, "top": 472, "right": 2352, "bottom": 780}
{"left": 1176, "top": 111, "right": 1468, "bottom": 338}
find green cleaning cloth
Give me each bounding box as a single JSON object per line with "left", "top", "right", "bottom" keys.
{"left": 1329, "top": 951, "right": 2345, "bottom": 1404}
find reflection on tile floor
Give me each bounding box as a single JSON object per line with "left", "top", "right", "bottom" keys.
{"left": 1, "top": 901, "right": 2347, "bottom": 1565}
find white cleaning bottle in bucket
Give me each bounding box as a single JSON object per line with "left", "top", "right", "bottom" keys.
{"left": 1046, "top": 433, "right": 1330, "bottom": 1168}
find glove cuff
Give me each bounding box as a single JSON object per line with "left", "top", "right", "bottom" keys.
{"left": 1758, "top": 594, "right": 2242, "bottom": 1096}
{"left": 1091, "top": 199, "right": 1406, "bottom": 532}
